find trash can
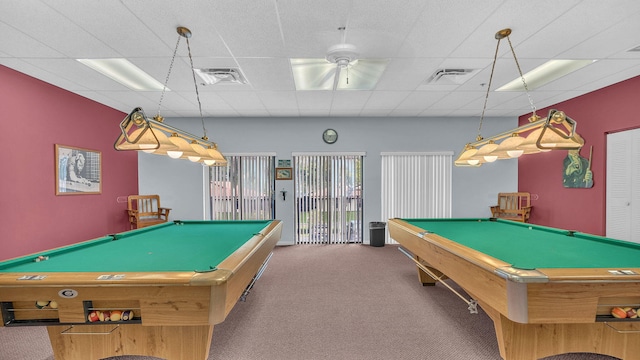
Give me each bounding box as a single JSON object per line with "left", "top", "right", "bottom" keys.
{"left": 369, "top": 222, "right": 386, "bottom": 247}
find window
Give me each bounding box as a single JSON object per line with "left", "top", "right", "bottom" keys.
{"left": 381, "top": 152, "right": 452, "bottom": 244}
{"left": 209, "top": 154, "right": 276, "bottom": 220}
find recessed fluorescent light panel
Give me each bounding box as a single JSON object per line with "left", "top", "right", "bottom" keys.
{"left": 496, "top": 59, "right": 596, "bottom": 92}
{"left": 77, "top": 58, "right": 166, "bottom": 91}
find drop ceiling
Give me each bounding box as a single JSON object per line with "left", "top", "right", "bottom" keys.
{"left": 2, "top": 0, "right": 640, "bottom": 118}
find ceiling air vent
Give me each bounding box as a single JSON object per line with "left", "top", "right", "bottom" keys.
{"left": 425, "top": 68, "right": 479, "bottom": 84}
{"left": 194, "top": 68, "right": 248, "bottom": 85}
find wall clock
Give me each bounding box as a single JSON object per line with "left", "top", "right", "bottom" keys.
{"left": 323, "top": 129, "right": 338, "bottom": 144}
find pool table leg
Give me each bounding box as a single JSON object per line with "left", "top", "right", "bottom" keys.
{"left": 414, "top": 256, "right": 448, "bottom": 286}
{"left": 46, "top": 323, "right": 214, "bottom": 360}
{"left": 481, "top": 302, "right": 640, "bottom": 360}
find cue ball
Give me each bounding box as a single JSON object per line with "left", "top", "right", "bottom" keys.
{"left": 528, "top": 226, "right": 532, "bottom": 230}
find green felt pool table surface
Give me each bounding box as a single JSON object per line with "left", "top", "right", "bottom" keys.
{"left": 403, "top": 218, "right": 640, "bottom": 270}
{"left": 0, "top": 220, "right": 274, "bottom": 273}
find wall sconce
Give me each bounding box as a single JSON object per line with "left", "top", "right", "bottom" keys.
{"left": 114, "top": 27, "right": 227, "bottom": 167}
{"left": 454, "top": 29, "right": 584, "bottom": 167}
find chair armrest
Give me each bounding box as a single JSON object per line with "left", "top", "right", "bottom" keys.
{"left": 127, "top": 209, "right": 139, "bottom": 219}
{"left": 158, "top": 207, "right": 171, "bottom": 219}
{"left": 489, "top": 205, "right": 501, "bottom": 217}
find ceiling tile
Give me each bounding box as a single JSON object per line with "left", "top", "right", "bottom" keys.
{"left": 3, "top": 0, "right": 640, "bottom": 118}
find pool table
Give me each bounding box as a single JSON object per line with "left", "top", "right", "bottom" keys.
{"left": 0, "top": 220, "right": 282, "bottom": 360}
{"left": 388, "top": 218, "right": 640, "bottom": 360}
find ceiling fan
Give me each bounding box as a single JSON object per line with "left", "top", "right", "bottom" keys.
{"left": 290, "top": 27, "right": 388, "bottom": 91}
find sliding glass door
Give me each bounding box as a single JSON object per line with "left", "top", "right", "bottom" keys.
{"left": 294, "top": 153, "right": 364, "bottom": 244}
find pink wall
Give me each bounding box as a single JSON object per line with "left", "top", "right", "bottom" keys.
{"left": 519, "top": 75, "right": 640, "bottom": 236}
{"left": 0, "top": 65, "right": 138, "bottom": 261}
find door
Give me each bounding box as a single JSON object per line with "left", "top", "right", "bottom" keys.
{"left": 294, "top": 154, "right": 364, "bottom": 244}
{"left": 606, "top": 128, "right": 640, "bottom": 243}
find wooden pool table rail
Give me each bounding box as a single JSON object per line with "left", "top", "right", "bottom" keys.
{"left": 388, "top": 218, "right": 640, "bottom": 360}
{"left": 0, "top": 220, "right": 283, "bottom": 360}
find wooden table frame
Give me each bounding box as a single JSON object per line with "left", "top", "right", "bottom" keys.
{"left": 0, "top": 221, "right": 282, "bottom": 360}
{"left": 388, "top": 218, "right": 640, "bottom": 360}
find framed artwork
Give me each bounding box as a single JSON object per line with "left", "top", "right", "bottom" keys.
{"left": 276, "top": 167, "right": 292, "bottom": 180}
{"left": 55, "top": 144, "right": 102, "bottom": 195}
{"left": 562, "top": 146, "right": 594, "bottom": 188}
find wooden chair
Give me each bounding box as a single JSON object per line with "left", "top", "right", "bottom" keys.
{"left": 490, "top": 192, "right": 532, "bottom": 222}
{"left": 127, "top": 195, "right": 171, "bottom": 229}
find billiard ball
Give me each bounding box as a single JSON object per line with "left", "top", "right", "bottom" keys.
{"left": 625, "top": 307, "right": 638, "bottom": 318}
{"left": 87, "top": 311, "right": 100, "bottom": 322}
{"left": 98, "top": 310, "right": 111, "bottom": 321}
{"left": 611, "top": 307, "right": 627, "bottom": 318}
{"left": 121, "top": 310, "right": 133, "bottom": 321}
{"left": 35, "top": 301, "right": 50, "bottom": 309}
{"left": 110, "top": 310, "right": 122, "bottom": 321}
{"left": 49, "top": 300, "right": 58, "bottom": 309}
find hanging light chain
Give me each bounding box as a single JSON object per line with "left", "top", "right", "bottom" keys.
{"left": 506, "top": 36, "right": 537, "bottom": 119}
{"left": 156, "top": 34, "right": 182, "bottom": 118}
{"left": 184, "top": 36, "right": 208, "bottom": 140}
{"left": 477, "top": 32, "right": 503, "bottom": 141}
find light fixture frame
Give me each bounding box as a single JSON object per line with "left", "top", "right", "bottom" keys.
{"left": 456, "top": 110, "right": 584, "bottom": 167}
{"left": 454, "top": 29, "right": 584, "bottom": 167}
{"left": 115, "top": 107, "right": 215, "bottom": 153}
{"left": 113, "top": 27, "right": 226, "bottom": 166}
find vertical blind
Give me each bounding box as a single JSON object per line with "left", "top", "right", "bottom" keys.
{"left": 381, "top": 152, "right": 453, "bottom": 244}
{"left": 209, "top": 154, "right": 276, "bottom": 220}
{"left": 294, "top": 153, "right": 364, "bottom": 244}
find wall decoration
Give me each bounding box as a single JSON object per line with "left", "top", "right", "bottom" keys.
{"left": 563, "top": 146, "right": 593, "bottom": 188}
{"left": 276, "top": 167, "right": 292, "bottom": 180}
{"left": 55, "top": 144, "right": 102, "bottom": 195}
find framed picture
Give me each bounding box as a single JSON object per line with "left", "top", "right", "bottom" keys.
{"left": 55, "top": 144, "right": 102, "bottom": 195}
{"left": 276, "top": 167, "right": 292, "bottom": 180}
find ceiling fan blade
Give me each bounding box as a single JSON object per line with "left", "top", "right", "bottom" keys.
{"left": 290, "top": 58, "right": 388, "bottom": 90}
{"left": 332, "top": 65, "right": 342, "bottom": 91}
{"left": 335, "top": 59, "right": 388, "bottom": 90}
{"left": 290, "top": 59, "right": 337, "bottom": 90}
